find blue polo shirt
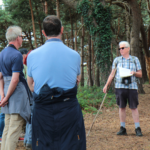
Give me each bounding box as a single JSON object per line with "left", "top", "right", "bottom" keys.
{"left": 27, "top": 38, "right": 81, "bottom": 94}
{"left": 0, "top": 45, "right": 24, "bottom": 77}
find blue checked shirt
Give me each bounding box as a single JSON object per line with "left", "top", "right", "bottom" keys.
{"left": 112, "top": 55, "right": 141, "bottom": 89}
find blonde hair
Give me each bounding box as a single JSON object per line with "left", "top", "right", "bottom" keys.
{"left": 6, "top": 26, "right": 22, "bottom": 42}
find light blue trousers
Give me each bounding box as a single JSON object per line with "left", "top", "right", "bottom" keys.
{"left": 24, "top": 105, "right": 33, "bottom": 145}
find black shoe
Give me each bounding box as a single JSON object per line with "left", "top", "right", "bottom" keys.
{"left": 117, "top": 126, "right": 127, "bottom": 135}
{"left": 135, "top": 127, "right": 143, "bottom": 136}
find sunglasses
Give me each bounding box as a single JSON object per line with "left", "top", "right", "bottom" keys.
{"left": 118, "top": 47, "right": 128, "bottom": 51}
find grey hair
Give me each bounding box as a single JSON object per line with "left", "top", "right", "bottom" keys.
{"left": 119, "top": 41, "right": 130, "bottom": 48}
{"left": 6, "top": 26, "right": 22, "bottom": 42}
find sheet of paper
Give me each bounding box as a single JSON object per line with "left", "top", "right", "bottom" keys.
{"left": 119, "top": 67, "right": 133, "bottom": 78}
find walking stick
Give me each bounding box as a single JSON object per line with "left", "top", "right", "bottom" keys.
{"left": 86, "top": 67, "right": 117, "bottom": 137}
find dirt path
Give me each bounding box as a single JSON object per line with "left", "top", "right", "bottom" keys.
{"left": 85, "top": 84, "right": 150, "bottom": 150}
{"left": 2, "top": 84, "right": 150, "bottom": 150}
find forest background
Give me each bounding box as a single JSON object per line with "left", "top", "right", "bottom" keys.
{"left": 0, "top": 0, "right": 150, "bottom": 114}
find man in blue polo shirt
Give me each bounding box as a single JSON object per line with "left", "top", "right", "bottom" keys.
{"left": 0, "top": 26, "right": 31, "bottom": 150}
{"left": 27, "top": 15, "right": 86, "bottom": 150}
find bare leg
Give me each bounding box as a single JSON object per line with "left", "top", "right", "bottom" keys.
{"left": 131, "top": 108, "right": 139, "bottom": 123}
{"left": 119, "top": 108, "right": 126, "bottom": 122}
{"left": 131, "top": 108, "right": 142, "bottom": 136}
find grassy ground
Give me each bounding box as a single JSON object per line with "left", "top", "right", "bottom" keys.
{"left": 77, "top": 86, "right": 116, "bottom": 115}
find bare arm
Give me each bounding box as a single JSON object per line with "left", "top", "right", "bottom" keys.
{"left": 130, "top": 70, "right": 142, "bottom": 78}
{"left": 0, "top": 72, "right": 4, "bottom": 100}
{"left": 0, "top": 72, "right": 20, "bottom": 107}
{"left": 103, "top": 69, "right": 116, "bottom": 93}
{"left": 27, "top": 76, "right": 34, "bottom": 92}
{"left": 77, "top": 75, "right": 81, "bottom": 86}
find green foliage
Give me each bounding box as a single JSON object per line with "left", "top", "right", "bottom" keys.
{"left": 77, "top": 0, "right": 112, "bottom": 72}
{"left": 0, "top": 0, "right": 47, "bottom": 50}
{"left": 0, "top": 9, "right": 13, "bottom": 50}
{"left": 144, "top": 81, "right": 150, "bottom": 84}
{"left": 77, "top": 86, "right": 116, "bottom": 114}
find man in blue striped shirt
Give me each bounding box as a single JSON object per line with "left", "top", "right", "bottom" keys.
{"left": 103, "top": 41, "right": 143, "bottom": 136}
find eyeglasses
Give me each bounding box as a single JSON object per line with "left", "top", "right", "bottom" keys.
{"left": 118, "top": 47, "right": 128, "bottom": 51}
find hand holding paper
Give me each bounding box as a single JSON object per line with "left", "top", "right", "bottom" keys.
{"left": 119, "top": 67, "right": 133, "bottom": 78}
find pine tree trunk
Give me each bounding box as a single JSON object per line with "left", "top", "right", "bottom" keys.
{"left": 75, "top": 29, "right": 77, "bottom": 51}
{"left": 45, "top": 1, "right": 48, "bottom": 15}
{"left": 127, "top": 0, "right": 145, "bottom": 93}
{"left": 29, "top": 0, "right": 37, "bottom": 48}
{"left": 80, "top": 17, "right": 84, "bottom": 86}
{"left": 91, "top": 39, "right": 95, "bottom": 85}
{"left": 88, "top": 35, "right": 93, "bottom": 86}
{"left": 111, "top": 43, "right": 113, "bottom": 64}
{"left": 66, "top": 33, "right": 69, "bottom": 47}
{"left": 145, "top": 57, "right": 150, "bottom": 84}
{"left": 35, "top": 5, "right": 44, "bottom": 45}
{"left": 70, "top": 10, "right": 74, "bottom": 49}
{"left": 56, "top": 0, "right": 60, "bottom": 19}
{"left": 75, "top": 18, "right": 77, "bottom": 51}
{"left": 126, "top": 12, "right": 130, "bottom": 42}
{"left": 148, "top": 25, "right": 150, "bottom": 49}
{"left": 96, "top": 66, "right": 100, "bottom": 87}
{"left": 116, "top": 18, "right": 120, "bottom": 57}
{"left": 62, "top": 33, "right": 65, "bottom": 43}
{"left": 139, "top": 0, "right": 150, "bottom": 83}
{"left": 141, "top": 51, "right": 148, "bottom": 83}
{"left": 139, "top": 39, "right": 148, "bottom": 83}
{"left": 24, "top": 30, "right": 34, "bottom": 50}
{"left": 140, "top": 18, "right": 150, "bottom": 83}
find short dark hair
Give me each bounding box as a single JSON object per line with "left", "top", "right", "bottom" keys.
{"left": 43, "top": 15, "right": 61, "bottom": 37}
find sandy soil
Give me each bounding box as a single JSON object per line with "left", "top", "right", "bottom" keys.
{"left": 85, "top": 84, "right": 150, "bottom": 150}
{"left": 2, "top": 84, "right": 150, "bottom": 150}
